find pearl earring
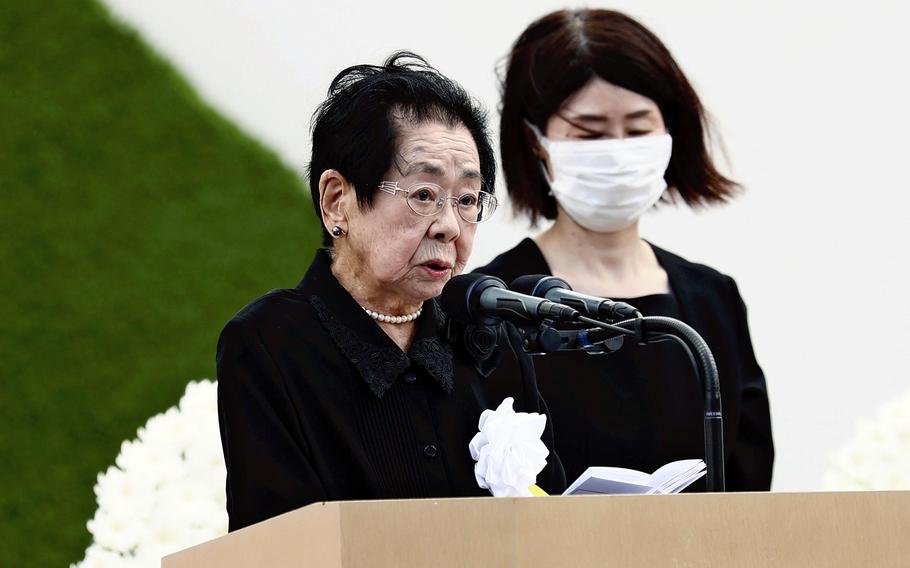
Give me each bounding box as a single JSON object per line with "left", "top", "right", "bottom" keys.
{"left": 331, "top": 226, "right": 346, "bottom": 237}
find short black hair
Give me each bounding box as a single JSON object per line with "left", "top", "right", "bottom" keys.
{"left": 308, "top": 51, "right": 495, "bottom": 245}
{"left": 500, "top": 9, "right": 740, "bottom": 224}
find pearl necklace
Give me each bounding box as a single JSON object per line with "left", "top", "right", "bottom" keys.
{"left": 362, "top": 306, "right": 422, "bottom": 324}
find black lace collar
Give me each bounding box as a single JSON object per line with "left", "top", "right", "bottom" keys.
{"left": 298, "top": 249, "right": 454, "bottom": 398}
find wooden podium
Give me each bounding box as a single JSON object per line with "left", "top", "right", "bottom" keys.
{"left": 163, "top": 491, "right": 909, "bottom": 567}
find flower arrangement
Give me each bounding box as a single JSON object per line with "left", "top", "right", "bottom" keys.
{"left": 72, "top": 380, "right": 228, "bottom": 567}
{"left": 822, "top": 387, "right": 910, "bottom": 490}
{"left": 469, "top": 397, "right": 550, "bottom": 497}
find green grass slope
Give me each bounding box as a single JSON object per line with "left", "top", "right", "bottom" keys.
{"left": 0, "top": 2, "right": 321, "bottom": 565}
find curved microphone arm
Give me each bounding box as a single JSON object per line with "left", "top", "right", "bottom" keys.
{"left": 612, "top": 316, "right": 725, "bottom": 493}
{"left": 518, "top": 314, "right": 725, "bottom": 492}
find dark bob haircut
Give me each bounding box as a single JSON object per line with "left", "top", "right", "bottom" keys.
{"left": 308, "top": 51, "right": 495, "bottom": 245}
{"left": 500, "top": 9, "right": 740, "bottom": 223}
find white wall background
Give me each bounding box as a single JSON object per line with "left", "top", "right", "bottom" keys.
{"left": 100, "top": 0, "right": 910, "bottom": 491}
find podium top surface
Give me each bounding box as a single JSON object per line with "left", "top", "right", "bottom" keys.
{"left": 164, "top": 491, "right": 910, "bottom": 567}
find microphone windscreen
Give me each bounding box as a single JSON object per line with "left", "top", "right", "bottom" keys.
{"left": 440, "top": 273, "right": 506, "bottom": 324}
{"left": 510, "top": 274, "right": 571, "bottom": 297}
{"left": 510, "top": 274, "right": 552, "bottom": 297}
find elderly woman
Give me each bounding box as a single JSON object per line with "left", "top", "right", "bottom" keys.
{"left": 217, "top": 52, "right": 564, "bottom": 532}
{"left": 477, "top": 10, "right": 774, "bottom": 490}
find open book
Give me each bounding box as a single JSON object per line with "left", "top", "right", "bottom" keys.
{"left": 562, "top": 459, "right": 706, "bottom": 496}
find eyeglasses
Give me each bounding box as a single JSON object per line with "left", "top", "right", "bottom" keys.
{"left": 378, "top": 181, "right": 498, "bottom": 224}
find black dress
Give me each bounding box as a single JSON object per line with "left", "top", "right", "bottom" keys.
{"left": 217, "top": 248, "right": 565, "bottom": 531}
{"left": 474, "top": 238, "right": 774, "bottom": 491}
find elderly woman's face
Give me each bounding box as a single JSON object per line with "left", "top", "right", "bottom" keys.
{"left": 344, "top": 120, "right": 482, "bottom": 305}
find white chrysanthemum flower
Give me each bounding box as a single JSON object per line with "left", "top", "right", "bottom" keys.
{"left": 822, "top": 387, "right": 910, "bottom": 490}
{"left": 138, "top": 406, "right": 196, "bottom": 452}
{"left": 86, "top": 506, "right": 143, "bottom": 554}
{"left": 180, "top": 379, "right": 219, "bottom": 416}
{"left": 69, "top": 544, "right": 124, "bottom": 568}
{"left": 73, "top": 379, "right": 228, "bottom": 567}
{"left": 94, "top": 466, "right": 152, "bottom": 515}
{"left": 184, "top": 436, "right": 226, "bottom": 478}
{"left": 145, "top": 511, "right": 192, "bottom": 554}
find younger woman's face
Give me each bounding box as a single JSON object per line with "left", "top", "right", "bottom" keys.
{"left": 544, "top": 77, "right": 667, "bottom": 140}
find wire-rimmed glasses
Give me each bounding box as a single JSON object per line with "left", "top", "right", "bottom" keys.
{"left": 378, "top": 181, "right": 498, "bottom": 224}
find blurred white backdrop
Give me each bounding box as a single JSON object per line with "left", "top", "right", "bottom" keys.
{"left": 100, "top": 0, "right": 910, "bottom": 491}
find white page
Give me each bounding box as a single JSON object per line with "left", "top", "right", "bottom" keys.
{"left": 653, "top": 466, "right": 699, "bottom": 492}
{"left": 563, "top": 476, "right": 654, "bottom": 496}
{"left": 583, "top": 466, "right": 653, "bottom": 484}
{"left": 652, "top": 461, "right": 706, "bottom": 494}
{"left": 651, "top": 459, "right": 704, "bottom": 488}
{"left": 562, "top": 466, "right": 652, "bottom": 496}
{"left": 652, "top": 470, "right": 707, "bottom": 494}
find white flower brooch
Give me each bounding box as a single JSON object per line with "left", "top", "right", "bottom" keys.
{"left": 469, "top": 397, "right": 550, "bottom": 497}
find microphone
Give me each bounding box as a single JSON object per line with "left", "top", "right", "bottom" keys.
{"left": 440, "top": 274, "right": 581, "bottom": 325}
{"left": 511, "top": 275, "right": 642, "bottom": 322}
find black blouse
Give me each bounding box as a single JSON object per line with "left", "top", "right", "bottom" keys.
{"left": 217, "top": 248, "right": 565, "bottom": 531}
{"left": 474, "top": 238, "right": 774, "bottom": 491}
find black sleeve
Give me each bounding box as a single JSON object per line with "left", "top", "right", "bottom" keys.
{"left": 501, "top": 322, "right": 568, "bottom": 495}
{"left": 216, "top": 318, "right": 327, "bottom": 531}
{"left": 723, "top": 278, "right": 775, "bottom": 490}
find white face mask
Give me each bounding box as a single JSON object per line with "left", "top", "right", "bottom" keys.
{"left": 531, "top": 125, "right": 673, "bottom": 232}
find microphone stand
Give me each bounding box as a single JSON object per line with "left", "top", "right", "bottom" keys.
{"left": 522, "top": 316, "right": 726, "bottom": 493}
